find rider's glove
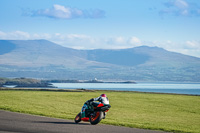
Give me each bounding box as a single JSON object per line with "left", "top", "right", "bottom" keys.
{"left": 86, "top": 98, "right": 94, "bottom": 105}
{"left": 88, "top": 98, "right": 94, "bottom": 102}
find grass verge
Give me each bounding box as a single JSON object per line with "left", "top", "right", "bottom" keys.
{"left": 0, "top": 89, "right": 199, "bottom": 133}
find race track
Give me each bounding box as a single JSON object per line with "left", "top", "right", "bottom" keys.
{"left": 0, "top": 110, "right": 168, "bottom": 133}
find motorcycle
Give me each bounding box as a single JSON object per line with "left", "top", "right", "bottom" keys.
{"left": 74, "top": 102, "right": 111, "bottom": 125}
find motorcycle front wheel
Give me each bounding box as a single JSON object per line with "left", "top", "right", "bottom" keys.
{"left": 89, "top": 111, "right": 103, "bottom": 125}
{"left": 74, "top": 112, "right": 81, "bottom": 123}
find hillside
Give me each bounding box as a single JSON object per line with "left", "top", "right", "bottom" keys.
{"left": 0, "top": 40, "right": 111, "bottom": 68}
{"left": 0, "top": 40, "right": 200, "bottom": 82}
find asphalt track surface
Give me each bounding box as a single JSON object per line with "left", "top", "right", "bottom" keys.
{"left": 0, "top": 110, "right": 169, "bottom": 133}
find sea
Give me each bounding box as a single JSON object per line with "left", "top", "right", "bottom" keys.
{"left": 52, "top": 83, "right": 200, "bottom": 95}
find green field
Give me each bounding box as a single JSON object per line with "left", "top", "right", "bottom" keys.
{"left": 0, "top": 89, "right": 200, "bottom": 133}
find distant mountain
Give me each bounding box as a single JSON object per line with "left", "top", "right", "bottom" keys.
{"left": 0, "top": 40, "right": 200, "bottom": 82}
{"left": 0, "top": 40, "right": 113, "bottom": 68}
{"left": 84, "top": 48, "right": 150, "bottom": 66}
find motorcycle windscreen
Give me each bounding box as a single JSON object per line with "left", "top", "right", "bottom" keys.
{"left": 81, "top": 104, "right": 88, "bottom": 118}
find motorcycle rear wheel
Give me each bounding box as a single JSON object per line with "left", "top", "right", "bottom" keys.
{"left": 89, "top": 111, "right": 103, "bottom": 125}
{"left": 74, "top": 112, "right": 81, "bottom": 123}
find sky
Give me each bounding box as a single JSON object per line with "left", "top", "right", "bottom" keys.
{"left": 0, "top": 0, "right": 200, "bottom": 57}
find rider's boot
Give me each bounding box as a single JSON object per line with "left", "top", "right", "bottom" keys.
{"left": 102, "top": 112, "right": 106, "bottom": 119}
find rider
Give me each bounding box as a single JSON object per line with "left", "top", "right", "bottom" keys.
{"left": 85, "top": 94, "right": 109, "bottom": 118}
{"left": 87, "top": 94, "right": 109, "bottom": 104}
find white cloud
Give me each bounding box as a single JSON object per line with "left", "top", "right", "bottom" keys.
{"left": 27, "top": 4, "right": 105, "bottom": 19}
{"left": 50, "top": 33, "right": 99, "bottom": 49}
{"left": 0, "top": 31, "right": 6, "bottom": 38}
{"left": 115, "top": 36, "right": 125, "bottom": 44}
{"left": 129, "top": 37, "right": 141, "bottom": 47}
{"left": 186, "top": 40, "right": 200, "bottom": 49}
{"left": 144, "top": 40, "right": 200, "bottom": 57}
{"left": 54, "top": 5, "right": 70, "bottom": 13}
{"left": 0, "top": 31, "right": 30, "bottom": 40}
{"left": 174, "top": 0, "right": 188, "bottom": 9}
{"left": 46, "top": 4, "right": 73, "bottom": 19}
{"left": 160, "top": 0, "right": 200, "bottom": 17}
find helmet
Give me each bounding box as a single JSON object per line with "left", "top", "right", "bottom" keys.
{"left": 100, "top": 94, "right": 109, "bottom": 104}
{"left": 100, "top": 94, "right": 107, "bottom": 97}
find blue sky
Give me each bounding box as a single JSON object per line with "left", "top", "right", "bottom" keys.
{"left": 0, "top": 0, "right": 200, "bottom": 57}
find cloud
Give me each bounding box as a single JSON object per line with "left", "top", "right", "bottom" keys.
{"left": 185, "top": 40, "right": 200, "bottom": 49}
{"left": 0, "top": 31, "right": 30, "bottom": 40}
{"left": 174, "top": 0, "right": 188, "bottom": 9}
{"left": 145, "top": 40, "right": 200, "bottom": 57}
{"left": 0, "top": 31, "right": 6, "bottom": 37}
{"left": 160, "top": 0, "right": 200, "bottom": 17}
{"left": 26, "top": 4, "right": 105, "bottom": 19}
{"left": 129, "top": 37, "right": 141, "bottom": 46}
{"left": 115, "top": 37, "right": 125, "bottom": 44}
